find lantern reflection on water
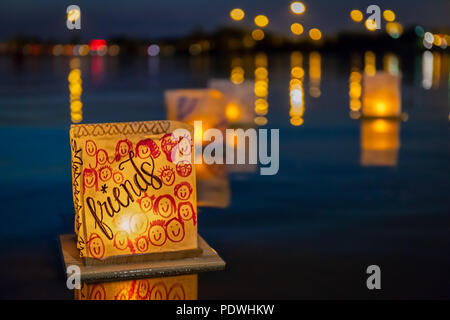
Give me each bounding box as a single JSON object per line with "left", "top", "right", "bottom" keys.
{"left": 360, "top": 119, "right": 400, "bottom": 166}
{"left": 362, "top": 72, "right": 401, "bottom": 118}
{"left": 75, "top": 274, "right": 197, "bottom": 300}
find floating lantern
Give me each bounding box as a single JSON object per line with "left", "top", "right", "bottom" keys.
{"left": 362, "top": 72, "right": 401, "bottom": 118}
{"left": 75, "top": 274, "right": 197, "bottom": 300}
{"left": 165, "top": 89, "right": 227, "bottom": 135}
{"left": 208, "top": 79, "right": 255, "bottom": 126}
{"left": 360, "top": 119, "right": 400, "bottom": 166}
{"left": 69, "top": 120, "right": 200, "bottom": 263}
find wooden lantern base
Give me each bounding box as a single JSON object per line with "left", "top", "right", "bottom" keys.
{"left": 59, "top": 234, "right": 226, "bottom": 283}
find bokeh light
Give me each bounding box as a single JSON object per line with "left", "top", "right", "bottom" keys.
{"left": 147, "top": 44, "right": 160, "bottom": 56}
{"left": 251, "top": 29, "right": 265, "bottom": 41}
{"left": 365, "top": 19, "right": 377, "bottom": 31}
{"left": 291, "top": 23, "right": 304, "bottom": 35}
{"left": 350, "top": 9, "right": 363, "bottom": 22}
{"left": 290, "top": 2, "right": 306, "bottom": 15}
{"left": 309, "top": 28, "right": 322, "bottom": 41}
{"left": 230, "top": 8, "right": 245, "bottom": 21}
{"left": 254, "top": 15, "right": 269, "bottom": 28}
{"left": 383, "top": 10, "right": 396, "bottom": 22}
{"left": 386, "top": 22, "right": 403, "bottom": 39}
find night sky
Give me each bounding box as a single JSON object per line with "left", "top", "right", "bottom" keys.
{"left": 0, "top": 0, "right": 448, "bottom": 41}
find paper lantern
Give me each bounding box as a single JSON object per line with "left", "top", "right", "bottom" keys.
{"left": 362, "top": 72, "right": 401, "bottom": 118}
{"left": 360, "top": 119, "right": 400, "bottom": 166}
{"left": 70, "top": 120, "right": 198, "bottom": 263}
{"left": 165, "top": 89, "right": 227, "bottom": 136}
{"left": 75, "top": 274, "right": 197, "bottom": 300}
{"left": 208, "top": 79, "right": 255, "bottom": 126}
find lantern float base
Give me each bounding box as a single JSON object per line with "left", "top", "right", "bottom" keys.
{"left": 59, "top": 234, "right": 226, "bottom": 283}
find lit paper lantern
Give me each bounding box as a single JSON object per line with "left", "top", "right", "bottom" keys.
{"left": 360, "top": 119, "right": 400, "bottom": 166}
{"left": 70, "top": 120, "right": 198, "bottom": 263}
{"left": 75, "top": 274, "right": 197, "bottom": 300}
{"left": 165, "top": 89, "right": 227, "bottom": 135}
{"left": 362, "top": 72, "right": 401, "bottom": 118}
{"left": 208, "top": 79, "right": 255, "bottom": 126}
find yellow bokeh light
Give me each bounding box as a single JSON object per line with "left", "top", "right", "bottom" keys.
{"left": 70, "top": 101, "right": 83, "bottom": 113}
{"left": 254, "top": 116, "right": 268, "bottom": 126}
{"left": 386, "top": 22, "right": 403, "bottom": 38}
{"left": 383, "top": 10, "right": 395, "bottom": 22}
{"left": 290, "top": 2, "right": 306, "bottom": 15}
{"left": 350, "top": 9, "right": 363, "bottom": 22}
{"left": 78, "top": 44, "right": 90, "bottom": 56}
{"left": 254, "top": 15, "right": 269, "bottom": 28}
{"left": 365, "top": 19, "right": 377, "bottom": 31}
{"left": 251, "top": 29, "right": 265, "bottom": 41}
{"left": 255, "top": 67, "right": 268, "bottom": 79}
{"left": 290, "top": 116, "right": 304, "bottom": 126}
{"left": 309, "top": 28, "right": 322, "bottom": 41}
{"left": 291, "top": 66, "right": 304, "bottom": 79}
{"left": 230, "top": 8, "right": 245, "bottom": 21}
{"left": 67, "top": 9, "right": 80, "bottom": 22}
{"left": 225, "top": 102, "right": 242, "bottom": 121}
{"left": 291, "top": 23, "right": 304, "bottom": 35}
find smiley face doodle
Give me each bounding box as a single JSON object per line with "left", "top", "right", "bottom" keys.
{"left": 114, "top": 139, "right": 133, "bottom": 162}
{"left": 160, "top": 133, "right": 178, "bottom": 162}
{"left": 114, "top": 230, "right": 130, "bottom": 251}
{"left": 153, "top": 194, "right": 176, "bottom": 218}
{"left": 176, "top": 160, "right": 192, "bottom": 178}
{"left": 148, "top": 220, "right": 167, "bottom": 246}
{"left": 178, "top": 201, "right": 197, "bottom": 226}
{"left": 88, "top": 233, "right": 105, "bottom": 259}
{"left": 166, "top": 218, "right": 185, "bottom": 243}
{"left": 96, "top": 149, "right": 110, "bottom": 167}
{"left": 159, "top": 165, "right": 176, "bottom": 186}
{"left": 89, "top": 284, "right": 106, "bottom": 300}
{"left": 130, "top": 212, "right": 148, "bottom": 234}
{"left": 150, "top": 282, "right": 167, "bottom": 300}
{"left": 168, "top": 283, "right": 186, "bottom": 300}
{"left": 134, "top": 235, "right": 149, "bottom": 253}
{"left": 174, "top": 182, "right": 193, "bottom": 201}
{"left": 136, "top": 280, "right": 150, "bottom": 300}
{"left": 83, "top": 168, "right": 98, "bottom": 192}
{"left": 135, "top": 138, "right": 160, "bottom": 159}
{"left": 85, "top": 140, "right": 97, "bottom": 157}
{"left": 99, "top": 165, "right": 112, "bottom": 182}
{"left": 174, "top": 135, "right": 192, "bottom": 157}
{"left": 112, "top": 171, "right": 124, "bottom": 184}
{"left": 137, "top": 193, "right": 155, "bottom": 213}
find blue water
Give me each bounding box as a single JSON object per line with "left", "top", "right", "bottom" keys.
{"left": 0, "top": 53, "right": 449, "bottom": 299}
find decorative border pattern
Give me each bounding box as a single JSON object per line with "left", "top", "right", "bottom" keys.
{"left": 71, "top": 121, "right": 172, "bottom": 138}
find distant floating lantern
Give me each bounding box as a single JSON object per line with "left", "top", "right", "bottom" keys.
{"left": 362, "top": 72, "right": 401, "bottom": 118}
{"left": 209, "top": 79, "right": 255, "bottom": 125}
{"left": 360, "top": 119, "right": 400, "bottom": 166}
